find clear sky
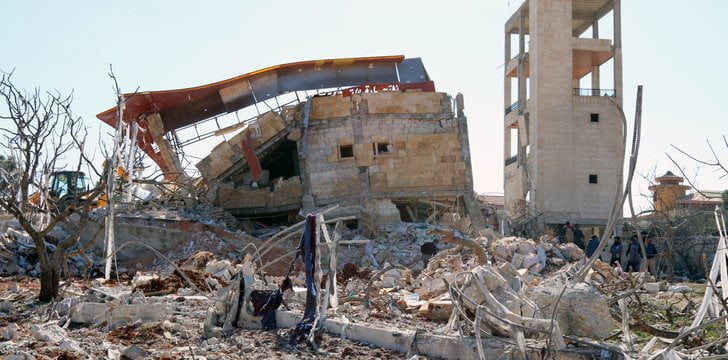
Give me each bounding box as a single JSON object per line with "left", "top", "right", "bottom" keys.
{"left": 1, "top": 0, "right": 726, "bottom": 212}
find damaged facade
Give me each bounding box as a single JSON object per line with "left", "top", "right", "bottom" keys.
{"left": 503, "top": 0, "right": 624, "bottom": 226}
{"left": 96, "top": 56, "right": 483, "bottom": 231}
{"left": 199, "top": 91, "right": 478, "bottom": 230}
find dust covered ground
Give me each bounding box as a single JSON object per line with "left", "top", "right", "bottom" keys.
{"left": 0, "top": 275, "right": 412, "bottom": 359}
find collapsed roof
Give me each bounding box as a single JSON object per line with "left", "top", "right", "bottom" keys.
{"left": 96, "top": 56, "right": 433, "bottom": 175}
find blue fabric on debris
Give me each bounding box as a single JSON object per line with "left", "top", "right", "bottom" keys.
{"left": 300, "top": 214, "right": 317, "bottom": 322}
{"left": 288, "top": 214, "right": 318, "bottom": 344}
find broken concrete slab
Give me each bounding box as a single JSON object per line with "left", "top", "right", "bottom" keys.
{"left": 56, "top": 296, "right": 81, "bottom": 317}
{"left": 30, "top": 323, "right": 66, "bottom": 343}
{"left": 643, "top": 282, "right": 662, "bottom": 293}
{"left": 3, "top": 322, "right": 18, "bottom": 340}
{"left": 527, "top": 282, "right": 614, "bottom": 339}
{"left": 239, "top": 309, "right": 597, "bottom": 359}
{"left": 59, "top": 340, "right": 86, "bottom": 356}
{"left": 70, "top": 302, "right": 107, "bottom": 324}
{"left": 427, "top": 300, "right": 453, "bottom": 322}
{"left": 109, "top": 304, "right": 169, "bottom": 329}
{"left": 122, "top": 345, "right": 148, "bottom": 360}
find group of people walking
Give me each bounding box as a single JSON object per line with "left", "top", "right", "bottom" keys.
{"left": 608, "top": 233, "right": 658, "bottom": 274}
{"left": 563, "top": 222, "right": 659, "bottom": 275}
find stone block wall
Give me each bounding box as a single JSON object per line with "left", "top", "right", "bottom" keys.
{"left": 306, "top": 91, "right": 466, "bottom": 206}
{"left": 194, "top": 90, "right": 473, "bottom": 220}
{"left": 215, "top": 176, "right": 303, "bottom": 209}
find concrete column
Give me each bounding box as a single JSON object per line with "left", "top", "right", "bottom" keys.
{"left": 144, "top": 113, "right": 187, "bottom": 182}
{"left": 455, "top": 96, "right": 486, "bottom": 232}
{"left": 591, "top": 20, "right": 600, "bottom": 90}
{"left": 613, "top": 0, "right": 623, "bottom": 104}
{"left": 504, "top": 32, "right": 512, "bottom": 109}
{"left": 517, "top": 11, "right": 527, "bottom": 111}
{"left": 504, "top": 127, "right": 511, "bottom": 160}
{"left": 296, "top": 100, "right": 316, "bottom": 213}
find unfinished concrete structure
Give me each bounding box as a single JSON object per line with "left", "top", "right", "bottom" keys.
{"left": 503, "top": 0, "right": 624, "bottom": 226}
{"left": 97, "top": 56, "right": 483, "bottom": 230}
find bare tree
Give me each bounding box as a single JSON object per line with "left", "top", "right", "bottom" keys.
{"left": 639, "top": 137, "right": 728, "bottom": 279}
{"left": 667, "top": 135, "right": 728, "bottom": 199}
{"left": 0, "top": 71, "right": 106, "bottom": 301}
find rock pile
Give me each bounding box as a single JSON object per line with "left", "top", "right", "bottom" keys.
{"left": 490, "top": 235, "right": 584, "bottom": 276}
{"left": 0, "top": 220, "right": 85, "bottom": 277}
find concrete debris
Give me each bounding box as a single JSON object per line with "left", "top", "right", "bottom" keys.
{"left": 107, "top": 349, "right": 121, "bottom": 360}
{"left": 59, "top": 340, "right": 87, "bottom": 355}
{"left": 30, "top": 323, "right": 66, "bottom": 343}
{"left": 527, "top": 282, "right": 613, "bottom": 339}
{"left": 130, "top": 273, "right": 160, "bottom": 292}
{"left": 122, "top": 344, "right": 148, "bottom": 359}
{"left": 3, "top": 322, "right": 18, "bottom": 340}
{"left": 643, "top": 282, "right": 663, "bottom": 293}
{"left": 668, "top": 284, "right": 691, "bottom": 293}
{"left": 110, "top": 304, "right": 169, "bottom": 329}
{"left": 490, "top": 235, "right": 579, "bottom": 275}
{"left": 0, "top": 196, "right": 718, "bottom": 359}
{"left": 461, "top": 265, "right": 536, "bottom": 319}
{"left": 70, "top": 302, "right": 107, "bottom": 324}
{"left": 379, "top": 266, "right": 412, "bottom": 288}
{"left": 0, "top": 224, "right": 86, "bottom": 277}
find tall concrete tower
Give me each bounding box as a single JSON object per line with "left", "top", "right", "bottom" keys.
{"left": 503, "top": 0, "right": 623, "bottom": 226}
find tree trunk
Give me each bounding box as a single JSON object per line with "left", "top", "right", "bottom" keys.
{"left": 38, "top": 256, "right": 60, "bottom": 302}
{"left": 665, "top": 235, "right": 675, "bottom": 279}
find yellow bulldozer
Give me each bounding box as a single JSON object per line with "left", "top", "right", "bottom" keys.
{"left": 28, "top": 166, "right": 127, "bottom": 213}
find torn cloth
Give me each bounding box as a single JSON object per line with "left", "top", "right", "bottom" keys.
{"left": 299, "top": 214, "right": 317, "bottom": 322}
{"left": 250, "top": 289, "right": 284, "bottom": 330}
{"left": 288, "top": 214, "right": 317, "bottom": 344}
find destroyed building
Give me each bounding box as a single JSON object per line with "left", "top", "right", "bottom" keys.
{"left": 503, "top": 0, "right": 624, "bottom": 226}
{"left": 96, "top": 56, "right": 483, "bottom": 231}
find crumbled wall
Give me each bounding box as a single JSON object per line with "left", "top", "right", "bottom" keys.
{"left": 215, "top": 176, "right": 302, "bottom": 209}
{"left": 196, "top": 111, "right": 286, "bottom": 181}
{"left": 197, "top": 91, "right": 473, "bottom": 218}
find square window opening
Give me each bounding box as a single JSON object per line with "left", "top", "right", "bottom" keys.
{"left": 374, "top": 142, "right": 393, "bottom": 155}
{"left": 590, "top": 113, "right": 599, "bottom": 123}
{"left": 589, "top": 174, "right": 598, "bottom": 184}
{"left": 339, "top": 144, "right": 354, "bottom": 159}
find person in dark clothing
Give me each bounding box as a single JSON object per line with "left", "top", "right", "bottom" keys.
{"left": 625, "top": 235, "right": 641, "bottom": 272}
{"left": 586, "top": 235, "right": 600, "bottom": 259}
{"left": 420, "top": 238, "right": 439, "bottom": 268}
{"left": 645, "top": 235, "right": 659, "bottom": 275}
{"left": 573, "top": 224, "right": 585, "bottom": 250}
{"left": 609, "top": 236, "right": 623, "bottom": 267}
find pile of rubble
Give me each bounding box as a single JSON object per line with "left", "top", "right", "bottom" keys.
{"left": 0, "top": 220, "right": 86, "bottom": 277}
{"left": 336, "top": 222, "right": 459, "bottom": 272}
{"left": 490, "top": 235, "right": 584, "bottom": 276}
{"left": 3, "top": 206, "right": 728, "bottom": 359}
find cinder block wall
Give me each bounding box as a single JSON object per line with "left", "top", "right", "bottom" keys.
{"left": 306, "top": 91, "right": 467, "bottom": 206}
